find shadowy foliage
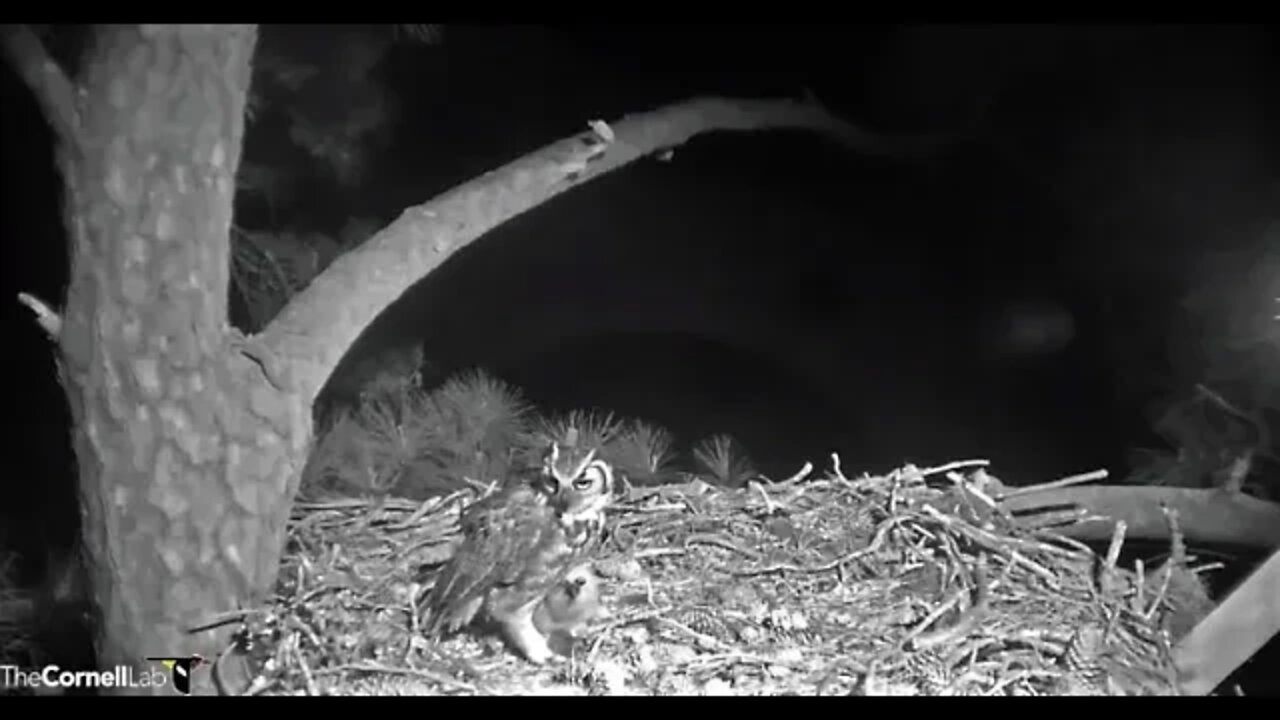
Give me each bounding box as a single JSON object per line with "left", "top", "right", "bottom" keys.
{"left": 610, "top": 420, "right": 682, "bottom": 486}
{"left": 302, "top": 368, "right": 535, "bottom": 501}
{"left": 693, "top": 433, "right": 759, "bottom": 488}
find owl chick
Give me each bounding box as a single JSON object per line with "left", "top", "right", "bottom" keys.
{"left": 423, "top": 439, "right": 615, "bottom": 664}
{"left": 533, "top": 563, "right": 606, "bottom": 656}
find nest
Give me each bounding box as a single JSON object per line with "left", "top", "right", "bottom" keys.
{"left": 222, "top": 457, "right": 1215, "bottom": 696}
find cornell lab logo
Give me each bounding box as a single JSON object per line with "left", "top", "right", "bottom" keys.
{"left": 146, "top": 655, "right": 206, "bottom": 695}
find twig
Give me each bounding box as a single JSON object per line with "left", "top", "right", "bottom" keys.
{"left": 775, "top": 461, "right": 814, "bottom": 486}
{"left": 290, "top": 639, "right": 319, "bottom": 696}
{"left": 188, "top": 607, "right": 259, "bottom": 634}
{"left": 902, "top": 588, "right": 965, "bottom": 645}
{"left": 947, "top": 471, "right": 1000, "bottom": 511}
{"left": 684, "top": 533, "right": 759, "bottom": 560}
{"left": 316, "top": 661, "right": 482, "bottom": 694}
{"left": 385, "top": 491, "right": 467, "bottom": 531}
{"left": 210, "top": 640, "right": 240, "bottom": 696}
{"left": 1098, "top": 520, "right": 1127, "bottom": 598}
{"left": 16, "top": 292, "right": 62, "bottom": 338}
{"left": 1133, "top": 559, "right": 1147, "bottom": 614}
{"left": 748, "top": 481, "right": 777, "bottom": 514}
{"left": 1144, "top": 563, "right": 1174, "bottom": 622}
{"left": 1193, "top": 383, "right": 1254, "bottom": 425}
{"left": 731, "top": 515, "right": 905, "bottom": 577}
{"left": 917, "top": 459, "right": 991, "bottom": 478}
{"left": 1104, "top": 521, "right": 1126, "bottom": 570}
{"left": 1017, "top": 507, "right": 1098, "bottom": 532}
{"left": 919, "top": 505, "right": 1075, "bottom": 568}
{"left": 997, "top": 469, "right": 1109, "bottom": 501}
{"left": 1029, "top": 529, "right": 1095, "bottom": 557}
{"left": 633, "top": 547, "right": 686, "bottom": 560}
{"left": 910, "top": 560, "right": 992, "bottom": 650}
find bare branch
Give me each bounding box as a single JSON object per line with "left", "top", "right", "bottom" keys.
{"left": 1, "top": 24, "right": 80, "bottom": 146}
{"left": 1001, "top": 485, "right": 1280, "bottom": 550}
{"left": 251, "top": 95, "right": 938, "bottom": 407}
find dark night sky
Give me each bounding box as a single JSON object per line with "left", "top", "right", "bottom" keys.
{"left": 3, "top": 25, "right": 1279, "bottom": 575}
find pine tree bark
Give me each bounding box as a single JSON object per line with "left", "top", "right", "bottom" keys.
{"left": 53, "top": 25, "right": 309, "bottom": 696}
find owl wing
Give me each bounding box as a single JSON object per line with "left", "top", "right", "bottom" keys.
{"left": 424, "top": 486, "right": 578, "bottom": 635}
{"left": 481, "top": 508, "right": 598, "bottom": 622}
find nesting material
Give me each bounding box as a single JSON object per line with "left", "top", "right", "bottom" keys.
{"left": 196, "top": 458, "right": 1217, "bottom": 695}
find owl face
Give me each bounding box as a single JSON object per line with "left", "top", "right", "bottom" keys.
{"left": 532, "top": 563, "right": 604, "bottom": 638}
{"left": 541, "top": 441, "right": 614, "bottom": 526}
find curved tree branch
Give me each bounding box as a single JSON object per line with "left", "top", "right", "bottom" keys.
{"left": 1004, "top": 485, "right": 1280, "bottom": 550}
{"left": 253, "top": 95, "right": 934, "bottom": 406}
{"left": 1, "top": 23, "right": 81, "bottom": 147}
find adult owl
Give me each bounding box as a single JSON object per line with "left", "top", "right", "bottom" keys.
{"left": 422, "top": 436, "right": 614, "bottom": 664}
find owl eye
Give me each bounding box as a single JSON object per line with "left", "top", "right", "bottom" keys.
{"left": 573, "top": 464, "right": 606, "bottom": 491}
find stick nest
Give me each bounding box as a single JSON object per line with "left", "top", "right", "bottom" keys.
{"left": 232, "top": 458, "right": 1213, "bottom": 696}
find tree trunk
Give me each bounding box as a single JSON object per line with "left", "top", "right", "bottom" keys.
{"left": 55, "top": 25, "right": 309, "bottom": 696}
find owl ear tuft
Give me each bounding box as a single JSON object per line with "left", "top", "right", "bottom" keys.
{"left": 570, "top": 448, "right": 598, "bottom": 479}
{"left": 612, "top": 468, "right": 632, "bottom": 498}
{"left": 542, "top": 440, "right": 561, "bottom": 468}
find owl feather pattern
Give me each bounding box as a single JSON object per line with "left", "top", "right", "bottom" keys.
{"left": 422, "top": 435, "right": 614, "bottom": 663}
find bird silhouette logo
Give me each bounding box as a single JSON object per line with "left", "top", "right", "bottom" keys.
{"left": 146, "top": 654, "right": 206, "bottom": 695}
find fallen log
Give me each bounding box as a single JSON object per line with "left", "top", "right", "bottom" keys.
{"left": 1000, "top": 485, "right": 1280, "bottom": 551}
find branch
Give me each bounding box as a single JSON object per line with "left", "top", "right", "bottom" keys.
{"left": 1002, "top": 485, "right": 1280, "bottom": 550}
{"left": 252, "top": 95, "right": 939, "bottom": 406}
{"left": 17, "top": 291, "right": 62, "bottom": 338}
{"left": 1, "top": 24, "right": 80, "bottom": 146}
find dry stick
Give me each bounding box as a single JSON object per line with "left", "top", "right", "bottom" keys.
{"left": 210, "top": 640, "right": 241, "bottom": 696}
{"left": 748, "top": 481, "right": 778, "bottom": 514}
{"left": 290, "top": 638, "right": 319, "bottom": 696}
{"left": 917, "top": 506, "right": 1066, "bottom": 583}
{"left": 684, "top": 533, "right": 760, "bottom": 560}
{"left": 1097, "top": 520, "right": 1128, "bottom": 600}
{"left": 316, "top": 661, "right": 482, "bottom": 694}
{"left": 917, "top": 459, "right": 992, "bottom": 478}
{"left": 902, "top": 589, "right": 965, "bottom": 645}
{"left": 947, "top": 470, "right": 1001, "bottom": 512}
{"left": 385, "top": 492, "right": 468, "bottom": 531}
{"left": 730, "top": 515, "right": 907, "bottom": 577}
{"left": 910, "top": 561, "right": 992, "bottom": 651}
{"left": 632, "top": 547, "right": 686, "bottom": 560}
{"left": 1030, "top": 529, "right": 1095, "bottom": 556}
{"left": 997, "top": 469, "right": 1109, "bottom": 501}
{"left": 1104, "top": 521, "right": 1127, "bottom": 571}
{"left": 830, "top": 453, "right": 847, "bottom": 480}
{"left": 775, "top": 461, "right": 815, "bottom": 486}
{"left": 1133, "top": 559, "right": 1147, "bottom": 615}
{"left": 1144, "top": 563, "right": 1175, "bottom": 623}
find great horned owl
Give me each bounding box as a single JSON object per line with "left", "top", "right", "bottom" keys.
{"left": 423, "top": 436, "right": 614, "bottom": 664}
{"left": 533, "top": 563, "right": 606, "bottom": 656}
